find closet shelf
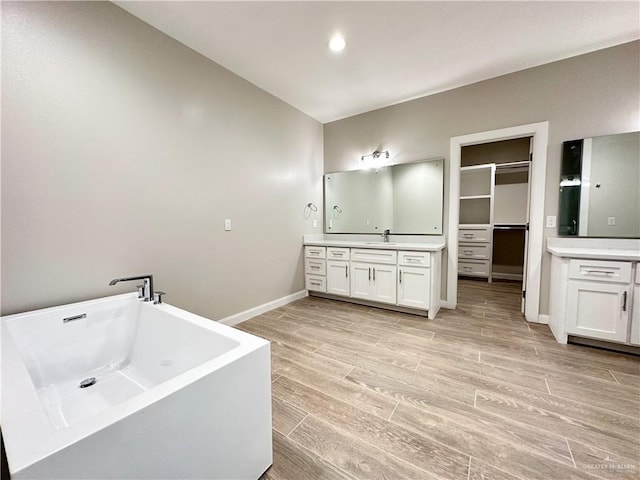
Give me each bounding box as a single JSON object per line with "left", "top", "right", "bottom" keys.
{"left": 460, "top": 194, "right": 491, "bottom": 200}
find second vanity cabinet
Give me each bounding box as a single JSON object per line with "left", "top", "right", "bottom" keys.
{"left": 631, "top": 268, "right": 640, "bottom": 344}
{"left": 547, "top": 238, "right": 640, "bottom": 347}
{"left": 304, "top": 241, "right": 442, "bottom": 319}
{"left": 564, "top": 259, "right": 632, "bottom": 343}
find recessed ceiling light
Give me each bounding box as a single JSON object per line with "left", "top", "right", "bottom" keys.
{"left": 329, "top": 34, "right": 346, "bottom": 52}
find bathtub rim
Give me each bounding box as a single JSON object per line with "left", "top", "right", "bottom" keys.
{"left": 1, "top": 292, "right": 269, "bottom": 475}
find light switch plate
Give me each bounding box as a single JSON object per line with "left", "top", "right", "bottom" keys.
{"left": 546, "top": 216, "right": 557, "bottom": 228}
{"left": 224, "top": 219, "right": 232, "bottom": 231}
{"left": 607, "top": 216, "right": 616, "bottom": 226}
{"left": 312, "top": 219, "right": 318, "bottom": 228}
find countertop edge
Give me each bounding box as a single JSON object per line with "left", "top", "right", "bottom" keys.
{"left": 547, "top": 246, "right": 640, "bottom": 261}
{"left": 304, "top": 240, "right": 446, "bottom": 252}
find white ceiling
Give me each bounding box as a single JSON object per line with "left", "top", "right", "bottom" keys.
{"left": 115, "top": 1, "right": 640, "bottom": 123}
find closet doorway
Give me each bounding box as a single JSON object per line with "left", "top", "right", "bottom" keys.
{"left": 447, "top": 121, "right": 549, "bottom": 324}
{"left": 457, "top": 138, "right": 531, "bottom": 313}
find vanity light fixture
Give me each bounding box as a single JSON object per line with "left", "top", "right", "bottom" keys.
{"left": 361, "top": 150, "right": 390, "bottom": 162}
{"left": 333, "top": 205, "right": 343, "bottom": 213}
{"left": 306, "top": 202, "right": 318, "bottom": 212}
{"left": 329, "top": 34, "right": 346, "bottom": 52}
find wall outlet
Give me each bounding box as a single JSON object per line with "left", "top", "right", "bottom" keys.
{"left": 546, "top": 216, "right": 556, "bottom": 228}
{"left": 608, "top": 216, "right": 616, "bottom": 226}
{"left": 224, "top": 219, "right": 232, "bottom": 231}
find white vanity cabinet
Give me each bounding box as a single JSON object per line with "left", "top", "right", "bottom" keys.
{"left": 304, "top": 246, "right": 326, "bottom": 293}
{"left": 327, "top": 260, "right": 350, "bottom": 296}
{"left": 630, "top": 268, "right": 640, "bottom": 345}
{"left": 397, "top": 252, "right": 431, "bottom": 309}
{"left": 303, "top": 239, "right": 443, "bottom": 319}
{"left": 326, "top": 247, "right": 350, "bottom": 296}
{"left": 350, "top": 249, "right": 397, "bottom": 305}
{"left": 565, "top": 260, "right": 631, "bottom": 343}
{"left": 547, "top": 238, "right": 640, "bottom": 347}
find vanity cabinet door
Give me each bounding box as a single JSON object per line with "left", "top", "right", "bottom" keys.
{"left": 630, "top": 281, "right": 640, "bottom": 345}
{"left": 350, "top": 263, "right": 373, "bottom": 300}
{"left": 566, "top": 280, "right": 630, "bottom": 343}
{"left": 350, "top": 262, "right": 397, "bottom": 304}
{"left": 397, "top": 266, "right": 430, "bottom": 310}
{"left": 371, "top": 264, "right": 397, "bottom": 305}
{"left": 326, "top": 260, "right": 350, "bottom": 297}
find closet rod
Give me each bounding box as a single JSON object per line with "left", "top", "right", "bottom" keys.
{"left": 493, "top": 224, "right": 527, "bottom": 230}
{"left": 495, "top": 160, "right": 530, "bottom": 169}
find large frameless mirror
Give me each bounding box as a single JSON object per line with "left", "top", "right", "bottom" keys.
{"left": 324, "top": 158, "right": 444, "bottom": 234}
{"left": 559, "top": 131, "right": 639, "bottom": 238}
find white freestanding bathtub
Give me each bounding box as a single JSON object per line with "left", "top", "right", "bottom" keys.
{"left": 1, "top": 293, "right": 272, "bottom": 479}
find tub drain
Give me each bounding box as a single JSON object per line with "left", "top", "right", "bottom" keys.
{"left": 79, "top": 377, "right": 96, "bottom": 389}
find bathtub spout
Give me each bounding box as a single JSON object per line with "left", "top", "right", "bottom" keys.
{"left": 109, "top": 274, "right": 154, "bottom": 302}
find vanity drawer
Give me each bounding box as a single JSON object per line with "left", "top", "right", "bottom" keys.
{"left": 327, "top": 247, "right": 350, "bottom": 260}
{"left": 458, "top": 259, "right": 490, "bottom": 277}
{"left": 350, "top": 248, "right": 397, "bottom": 265}
{"left": 398, "top": 251, "right": 430, "bottom": 267}
{"left": 305, "top": 246, "right": 326, "bottom": 259}
{"left": 458, "top": 227, "right": 490, "bottom": 243}
{"left": 305, "top": 258, "right": 326, "bottom": 276}
{"left": 458, "top": 243, "right": 490, "bottom": 260}
{"left": 306, "top": 275, "right": 327, "bottom": 292}
{"left": 568, "top": 259, "right": 631, "bottom": 284}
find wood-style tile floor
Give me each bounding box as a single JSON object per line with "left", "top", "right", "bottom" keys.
{"left": 237, "top": 279, "right": 640, "bottom": 480}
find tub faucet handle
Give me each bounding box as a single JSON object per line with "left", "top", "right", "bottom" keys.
{"left": 136, "top": 285, "right": 144, "bottom": 298}
{"left": 154, "top": 291, "right": 166, "bottom": 304}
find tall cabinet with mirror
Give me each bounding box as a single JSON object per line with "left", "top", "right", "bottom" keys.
{"left": 549, "top": 131, "right": 640, "bottom": 350}
{"left": 307, "top": 158, "right": 446, "bottom": 319}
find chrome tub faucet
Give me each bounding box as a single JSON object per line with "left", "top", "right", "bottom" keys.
{"left": 109, "top": 274, "right": 154, "bottom": 302}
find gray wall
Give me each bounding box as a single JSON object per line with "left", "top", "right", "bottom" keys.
{"left": 324, "top": 40, "right": 640, "bottom": 314}
{"left": 1, "top": 1, "right": 324, "bottom": 318}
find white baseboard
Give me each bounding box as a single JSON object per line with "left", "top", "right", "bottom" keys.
{"left": 440, "top": 300, "right": 455, "bottom": 310}
{"left": 535, "top": 314, "right": 549, "bottom": 325}
{"left": 218, "top": 290, "right": 308, "bottom": 326}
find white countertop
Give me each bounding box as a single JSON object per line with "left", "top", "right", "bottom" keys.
{"left": 547, "top": 246, "right": 640, "bottom": 261}
{"left": 546, "top": 237, "right": 640, "bottom": 261}
{"left": 304, "top": 238, "right": 446, "bottom": 252}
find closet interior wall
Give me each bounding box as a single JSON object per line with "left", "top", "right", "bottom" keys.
{"left": 493, "top": 168, "right": 528, "bottom": 280}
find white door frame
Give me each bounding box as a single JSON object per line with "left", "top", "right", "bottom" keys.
{"left": 447, "top": 121, "right": 549, "bottom": 323}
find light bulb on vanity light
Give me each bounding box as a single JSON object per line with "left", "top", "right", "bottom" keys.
{"left": 329, "top": 34, "right": 346, "bottom": 52}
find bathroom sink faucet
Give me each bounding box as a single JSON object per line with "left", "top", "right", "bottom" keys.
{"left": 109, "top": 274, "right": 154, "bottom": 302}
{"left": 381, "top": 229, "right": 391, "bottom": 243}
